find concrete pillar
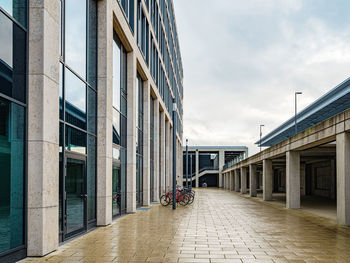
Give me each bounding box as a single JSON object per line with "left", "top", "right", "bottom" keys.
{"left": 300, "top": 163, "right": 306, "bottom": 196}
{"left": 286, "top": 151, "right": 300, "bottom": 209}
{"left": 263, "top": 159, "right": 273, "bottom": 201}
{"left": 240, "top": 167, "right": 247, "bottom": 194}
{"left": 336, "top": 132, "right": 350, "bottom": 226}
{"left": 142, "top": 80, "right": 151, "bottom": 206}
{"left": 151, "top": 99, "right": 159, "bottom": 202}
{"left": 160, "top": 110, "right": 166, "bottom": 195}
{"left": 27, "top": 0, "right": 60, "bottom": 255}
{"left": 126, "top": 51, "right": 137, "bottom": 213}
{"left": 249, "top": 164, "right": 257, "bottom": 197}
{"left": 195, "top": 150, "right": 199, "bottom": 187}
{"left": 229, "top": 171, "right": 233, "bottom": 190}
{"left": 224, "top": 173, "right": 227, "bottom": 189}
{"left": 234, "top": 169, "right": 240, "bottom": 192}
{"left": 218, "top": 150, "right": 225, "bottom": 187}
{"left": 152, "top": 99, "right": 160, "bottom": 201}
{"left": 96, "top": 0, "right": 114, "bottom": 224}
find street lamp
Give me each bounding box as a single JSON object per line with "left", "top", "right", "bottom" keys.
{"left": 259, "top": 124, "right": 265, "bottom": 152}
{"left": 172, "top": 98, "right": 177, "bottom": 210}
{"left": 295, "top": 92, "right": 302, "bottom": 135}
{"left": 185, "top": 139, "right": 189, "bottom": 189}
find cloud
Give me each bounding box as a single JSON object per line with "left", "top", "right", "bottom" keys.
{"left": 174, "top": 0, "right": 350, "bottom": 156}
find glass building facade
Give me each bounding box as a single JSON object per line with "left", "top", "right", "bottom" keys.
{"left": 58, "top": 0, "right": 97, "bottom": 241}
{"left": 0, "top": 0, "right": 184, "bottom": 260}
{"left": 112, "top": 32, "right": 128, "bottom": 217}
{"left": 0, "top": 1, "right": 27, "bottom": 261}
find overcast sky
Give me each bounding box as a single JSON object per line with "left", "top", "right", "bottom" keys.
{"left": 173, "top": 0, "right": 350, "bottom": 156}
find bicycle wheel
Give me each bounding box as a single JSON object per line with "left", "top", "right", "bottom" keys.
{"left": 187, "top": 193, "right": 195, "bottom": 204}
{"left": 179, "top": 194, "right": 189, "bottom": 206}
{"left": 160, "top": 195, "right": 169, "bottom": 206}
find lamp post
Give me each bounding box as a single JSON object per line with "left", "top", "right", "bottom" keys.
{"left": 259, "top": 124, "right": 264, "bottom": 152}
{"left": 295, "top": 92, "right": 302, "bottom": 135}
{"left": 172, "top": 98, "right": 177, "bottom": 210}
{"left": 185, "top": 139, "right": 188, "bottom": 189}
{"left": 190, "top": 153, "right": 192, "bottom": 189}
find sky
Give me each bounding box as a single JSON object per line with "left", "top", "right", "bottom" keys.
{"left": 173, "top": 0, "right": 350, "bottom": 156}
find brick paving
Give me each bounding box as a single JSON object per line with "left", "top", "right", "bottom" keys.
{"left": 21, "top": 188, "right": 350, "bottom": 263}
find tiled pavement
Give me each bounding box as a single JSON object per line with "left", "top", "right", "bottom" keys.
{"left": 21, "top": 188, "right": 350, "bottom": 263}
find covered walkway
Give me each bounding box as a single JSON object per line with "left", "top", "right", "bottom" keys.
{"left": 21, "top": 188, "right": 350, "bottom": 263}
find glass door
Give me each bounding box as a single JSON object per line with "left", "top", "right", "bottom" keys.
{"left": 65, "top": 155, "right": 86, "bottom": 238}
{"left": 112, "top": 161, "right": 121, "bottom": 217}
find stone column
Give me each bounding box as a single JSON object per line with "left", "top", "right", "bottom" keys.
{"left": 224, "top": 173, "right": 226, "bottom": 189}
{"left": 152, "top": 99, "right": 160, "bottom": 201}
{"left": 249, "top": 164, "right": 257, "bottom": 197}
{"left": 96, "top": 0, "right": 113, "bottom": 225}
{"left": 300, "top": 163, "right": 306, "bottom": 196}
{"left": 240, "top": 167, "right": 247, "bottom": 194}
{"left": 126, "top": 51, "right": 137, "bottom": 213}
{"left": 160, "top": 110, "right": 166, "bottom": 195}
{"left": 336, "top": 132, "right": 350, "bottom": 226}
{"left": 27, "top": 0, "right": 60, "bottom": 256}
{"left": 195, "top": 149, "right": 199, "bottom": 187}
{"left": 286, "top": 151, "right": 300, "bottom": 209}
{"left": 166, "top": 119, "right": 171, "bottom": 191}
{"left": 229, "top": 171, "right": 233, "bottom": 190}
{"left": 234, "top": 169, "right": 240, "bottom": 192}
{"left": 263, "top": 159, "right": 273, "bottom": 201}
{"left": 142, "top": 80, "right": 151, "bottom": 206}
{"left": 218, "top": 150, "right": 225, "bottom": 187}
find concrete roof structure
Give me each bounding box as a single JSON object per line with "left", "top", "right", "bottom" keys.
{"left": 257, "top": 77, "right": 350, "bottom": 147}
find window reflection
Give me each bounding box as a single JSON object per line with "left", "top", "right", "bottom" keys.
{"left": 0, "top": 0, "right": 27, "bottom": 27}
{"left": 65, "top": 126, "right": 86, "bottom": 154}
{"left": 113, "top": 37, "right": 121, "bottom": 111}
{"left": 113, "top": 108, "right": 120, "bottom": 145}
{"left": 0, "top": 97, "right": 25, "bottom": 253}
{"left": 65, "top": 68, "right": 86, "bottom": 130}
{"left": 0, "top": 12, "right": 13, "bottom": 67}
{"left": 65, "top": 0, "right": 86, "bottom": 79}
{"left": 0, "top": 11, "right": 26, "bottom": 103}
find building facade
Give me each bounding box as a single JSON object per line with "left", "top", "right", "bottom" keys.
{"left": 0, "top": 0, "right": 184, "bottom": 261}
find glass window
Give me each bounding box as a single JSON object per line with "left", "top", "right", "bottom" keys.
{"left": 0, "top": 11, "right": 26, "bottom": 103}
{"left": 113, "top": 108, "right": 120, "bottom": 145}
{"left": 0, "top": 0, "right": 27, "bottom": 27}
{"left": 65, "top": 0, "right": 86, "bottom": 79}
{"left": 0, "top": 11, "right": 13, "bottom": 67}
{"left": 65, "top": 68, "right": 86, "bottom": 130}
{"left": 113, "top": 35, "right": 121, "bottom": 111}
{"left": 87, "top": 135, "right": 96, "bottom": 221}
{"left": 59, "top": 63, "right": 63, "bottom": 120}
{"left": 0, "top": 98, "right": 25, "bottom": 254}
{"left": 65, "top": 125, "right": 86, "bottom": 154}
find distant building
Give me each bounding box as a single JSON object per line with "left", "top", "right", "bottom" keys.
{"left": 183, "top": 146, "right": 248, "bottom": 187}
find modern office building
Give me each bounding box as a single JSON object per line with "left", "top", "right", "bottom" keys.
{"left": 183, "top": 146, "right": 248, "bottom": 187}
{"left": 0, "top": 0, "right": 183, "bottom": 261}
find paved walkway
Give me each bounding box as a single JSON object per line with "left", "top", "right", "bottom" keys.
{"left": 21, "top": 188, "right": 350, "bottom": 263}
